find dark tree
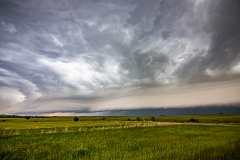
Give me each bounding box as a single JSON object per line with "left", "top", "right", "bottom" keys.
{"left": 136, "top": 117, "right": 141, "bottom": 121}
{"left": 73, "top": 117, "right": 79, "bottom": 121}
{"left": 151, "top": 117, "right": 156, "bottom": 121}
{"left": 189, "top": 118, "right": 199, "bottom": 123}
{"left": 127, "top": 119, "right": 130, "bottom": 121}
{"left": 102, "top": 117, "right": 105, "bottom": 120}
{"left": 25, "top": 116, "right": 30, "bottom": 120}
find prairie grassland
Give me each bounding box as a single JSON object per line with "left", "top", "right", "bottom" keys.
{"left": 1, "top": 114, "right": 239, "bottom": 130}
{"left": 0, "top": 115, "right": 240, "bottom": 159}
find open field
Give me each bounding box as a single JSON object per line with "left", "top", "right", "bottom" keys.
{"left": 1, "top": 114, "right": 240, "bottom": 159}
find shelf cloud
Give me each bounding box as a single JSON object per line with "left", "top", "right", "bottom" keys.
{"left": 0, "top": 0, "right": 240, "bottom": 115}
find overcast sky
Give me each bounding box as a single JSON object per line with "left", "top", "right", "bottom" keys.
{"left": 0, "top": 0, "right": 240, "bottom": 115}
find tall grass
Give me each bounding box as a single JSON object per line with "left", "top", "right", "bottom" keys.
{"left": 0, "top": 115, "right": 240, "bottom": 159}
{"left": 1, "top": 125, "right": 240, "bottom": 159}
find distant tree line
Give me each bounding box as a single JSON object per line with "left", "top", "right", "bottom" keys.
{"left": 0, "top": 115, "right": 47, "bottom": 118}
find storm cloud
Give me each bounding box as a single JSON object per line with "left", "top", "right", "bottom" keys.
{"left": 0, "top": 0, "right": 240, "bottom": 114}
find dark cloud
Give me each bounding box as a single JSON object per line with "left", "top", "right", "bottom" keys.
{"left": 204, "top": 0, "right": 240, "bottom": 69}
{"left": 174, "top": 0, "right": 240, "bottom": 84}
{"left": 161, "top": 31, "right": 171, "bottom": 40}
{"left": 133, "top": 50, "right": 169, "bottom": 80}
{"left": 104, "top": 106, "right": 240, "bottom": 116}
{"left": 14, "top": 105, "right": 240, "bottom": 116}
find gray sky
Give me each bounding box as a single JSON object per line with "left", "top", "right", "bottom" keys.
{"left": 0, "top": 0, "right": 240, "bottom": 115}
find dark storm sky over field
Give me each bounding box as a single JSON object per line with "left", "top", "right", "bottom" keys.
{"left": 0, "top": 0, "right": 240, "bottom": 115}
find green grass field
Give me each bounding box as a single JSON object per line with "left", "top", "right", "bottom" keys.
{"left": 1, "top": 114, "right": 240, "bottom": 159}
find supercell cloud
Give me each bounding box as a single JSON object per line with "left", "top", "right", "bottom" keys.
{"left": 0, "top": 0, "right": 240, "bottom": 114}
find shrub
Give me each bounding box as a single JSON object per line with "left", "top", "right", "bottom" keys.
{"left": 151, "top": 117, "right": 156, "bottom": 121}
{"left": 73, "top": 117, "right": 79, "bottom": 121}
{"left": 25, "top": 116, "right": 30, "bottom": 120}
{"left": 102, "top": 117, "right": 105, "bottom": 120}
{"left": 189, "top": 118, "right": 199, "bottom": 123}
{"left": 136, "top": 117, "right": 141, "bottom": 121}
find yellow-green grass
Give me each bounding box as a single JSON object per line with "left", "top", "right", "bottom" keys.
{"left": 1, "top": 125, "right": 240, "bottom": 160}
{"left": 0, "top": 115, "right": 240, "bottom": 159}
{"left": 1, "top": 114, "right": 240, "bottom": 130}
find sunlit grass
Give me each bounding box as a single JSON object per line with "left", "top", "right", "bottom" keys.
{"left": 1, "top": 114, "right": 240, "bottom": 130}
{"left": 0, "top": 114, "right": 240, "bottom": 159}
